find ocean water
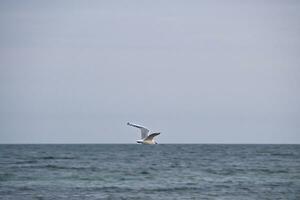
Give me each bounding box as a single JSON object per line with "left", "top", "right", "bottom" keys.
{"left": 0, "top": 144, "right": 299, "bottom": 200}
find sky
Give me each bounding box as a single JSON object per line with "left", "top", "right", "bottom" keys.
{"left": 0, "top": 0, "right": 299, "bottom": 144}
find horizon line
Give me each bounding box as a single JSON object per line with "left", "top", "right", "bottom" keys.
{"left": 0, "top": 142, "right": 299, "bottom": 145}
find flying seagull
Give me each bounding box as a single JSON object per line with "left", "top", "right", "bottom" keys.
{"left": 127, "top": 122, "right": 160, "bottom": 144}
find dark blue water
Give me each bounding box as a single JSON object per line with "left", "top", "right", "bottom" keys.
{"left": 0, "top": 144, "right": 299, "bottom": 199}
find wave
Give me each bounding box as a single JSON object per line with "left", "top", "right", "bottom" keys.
{"left": 73, "top": 186, "right": 202, "bottom": 193}
{"left": 14, "top": 160, "right": 38, "bottom": 164}
{"left": 42, "top": 164, "right": 88, "bottom": 170}
{"left": 39, "top": 156, "right": 76, "bottom": 160}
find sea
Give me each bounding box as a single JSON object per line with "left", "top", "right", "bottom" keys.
{"left": 0, "top": 144, "right": 299, "bottom": 200}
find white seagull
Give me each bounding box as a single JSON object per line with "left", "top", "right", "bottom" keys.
{"left": 127, "top": 122, "right": 160, "bottom": 144}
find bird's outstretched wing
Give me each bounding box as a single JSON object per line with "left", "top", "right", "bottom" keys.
{"left": 127, "top": 122, "right": 149, "bottom": 139}
{"left": 144, "top": 132, "right": 160, "bottom": 141}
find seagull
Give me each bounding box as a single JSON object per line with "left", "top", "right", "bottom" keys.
{"left": 127, "top": 122, "right": 160, "bottom": 144}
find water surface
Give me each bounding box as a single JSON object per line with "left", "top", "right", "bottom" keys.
{"left": 0, "top": 144, "right": 299, "bottom": 199}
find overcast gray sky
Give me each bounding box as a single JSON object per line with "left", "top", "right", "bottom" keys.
{"left": 0, "top": 0, "right": 299, "bottom": 143}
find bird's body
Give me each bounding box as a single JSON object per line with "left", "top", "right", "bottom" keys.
{"left": 127, "top": 122, "right": 160, "bottom": 144}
